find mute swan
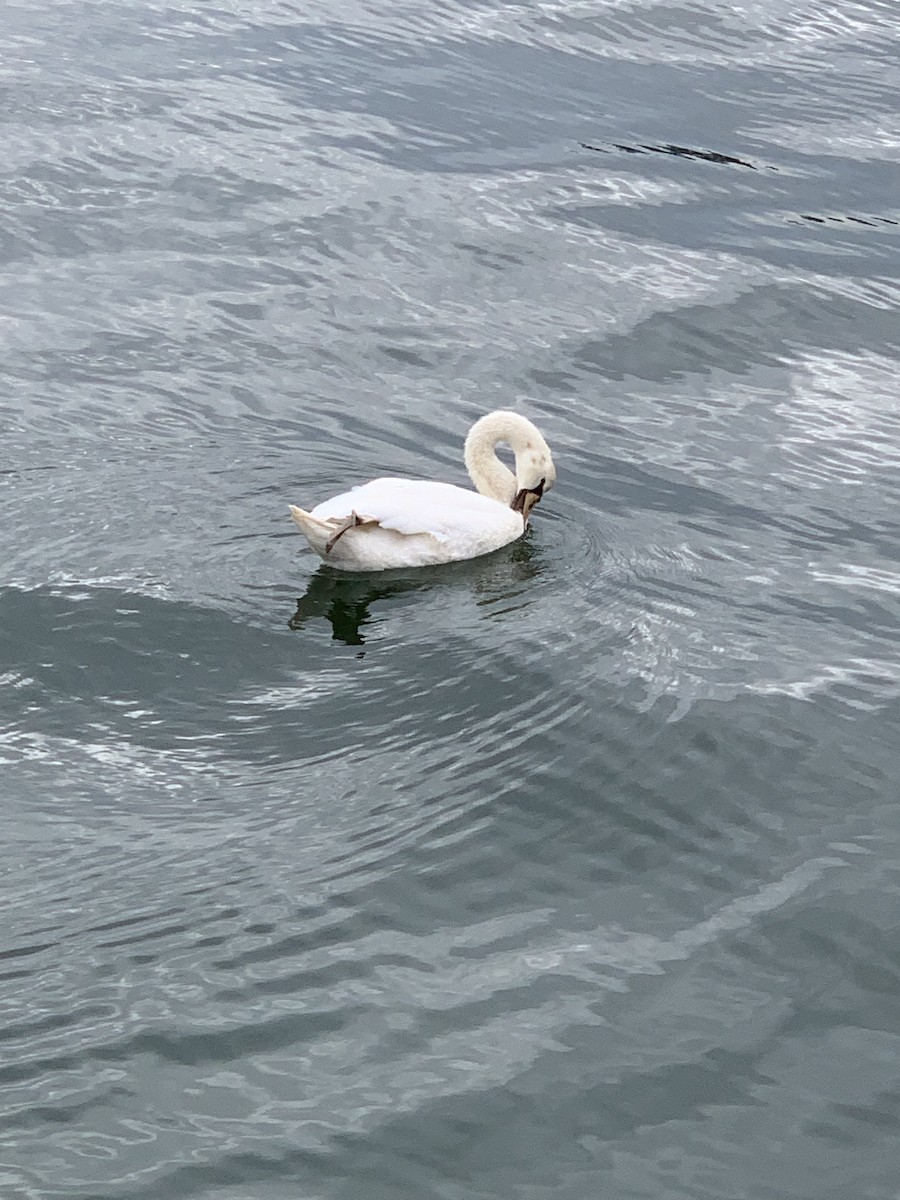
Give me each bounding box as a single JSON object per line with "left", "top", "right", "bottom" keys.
{"left": 289, "top": 410, "right": 555, "bottom": 572}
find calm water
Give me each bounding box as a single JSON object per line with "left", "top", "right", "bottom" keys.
{"left": 3, "top": 1, "right": 900, "bottom": 1197}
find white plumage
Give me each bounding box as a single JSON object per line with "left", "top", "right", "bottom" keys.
{"left": 289, "top": 411, "right": 556, "bottom": 573}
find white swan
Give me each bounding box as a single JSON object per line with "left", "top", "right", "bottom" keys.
{"left": 289, "top": 410, "right": 556, "bottom": 572}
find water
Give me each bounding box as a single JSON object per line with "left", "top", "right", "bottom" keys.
{"left": 2, "top": 1, "right": 900, "bottom": 1196}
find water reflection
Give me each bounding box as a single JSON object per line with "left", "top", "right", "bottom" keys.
{"left": 288, "top": 536, "right": 546, "bottom": 645}
{"left": 796, "top": 213, "right": 899, "bottom": 226}
{"left": 288, "top": 568, "right": 428, "bottom": 645}
{"left": 581, "top": 140, "right": 765, "bottom": 169}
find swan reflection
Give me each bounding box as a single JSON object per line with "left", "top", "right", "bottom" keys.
{"left": 288, "top": 535, "right": 545, "bottom": 645}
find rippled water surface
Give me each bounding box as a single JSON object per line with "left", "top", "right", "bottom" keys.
{"left": 3, "top": 1, "right": 900, "bottom": 1197}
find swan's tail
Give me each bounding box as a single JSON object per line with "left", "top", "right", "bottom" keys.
{"left": 289, "top": 505, "right": 333, "bottom": 557}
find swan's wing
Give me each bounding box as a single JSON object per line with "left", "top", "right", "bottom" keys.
{"left": 310, "top": 479, "right": 514, "bottom": 544}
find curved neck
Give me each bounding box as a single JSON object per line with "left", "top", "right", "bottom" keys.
{"left": 463, "top": 410, "right": 542, "bottom": 503}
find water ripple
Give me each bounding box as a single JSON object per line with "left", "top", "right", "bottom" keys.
{"left": 3, "top": 0, "right": 900, "bottom": 1195}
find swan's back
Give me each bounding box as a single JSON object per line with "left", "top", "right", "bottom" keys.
{"left": 311, "top": 478, "right": 515, "bottom": 534}
{"left": 293, "top": 478, "right": 524, "bottom": 571}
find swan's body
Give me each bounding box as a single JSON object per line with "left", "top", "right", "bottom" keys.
{"left": 289, "top": 410, "right": 555, "bottom": 572}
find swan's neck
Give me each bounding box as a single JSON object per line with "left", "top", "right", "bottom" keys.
{"left": 463, "top": 411, "right": 542, "bottom": 504}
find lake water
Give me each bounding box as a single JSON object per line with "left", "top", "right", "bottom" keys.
{"left": 3, "top": 1, "right": 900, "bottom": 1197}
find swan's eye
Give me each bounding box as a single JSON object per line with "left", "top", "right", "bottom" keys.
{"left": 531, "top": 478, "right": 545, "bottom": 498}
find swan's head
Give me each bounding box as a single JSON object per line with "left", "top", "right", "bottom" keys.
{"left": 464, "top": 409, "right": 556, "bottom": 516}
{"left": 511, "top": 444, "right": 556, "bottom": 523}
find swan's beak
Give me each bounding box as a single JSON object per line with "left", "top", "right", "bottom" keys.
{"left": 512, "top": 478, "right": 546, "bottom": 523}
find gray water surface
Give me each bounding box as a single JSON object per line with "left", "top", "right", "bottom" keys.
{"left": 3, "top": 1, "right": 900, "bottom": 1197}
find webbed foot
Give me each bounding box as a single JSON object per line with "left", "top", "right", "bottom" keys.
{"left": 325, "top": 511, "right": 365, "bottom": 553}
